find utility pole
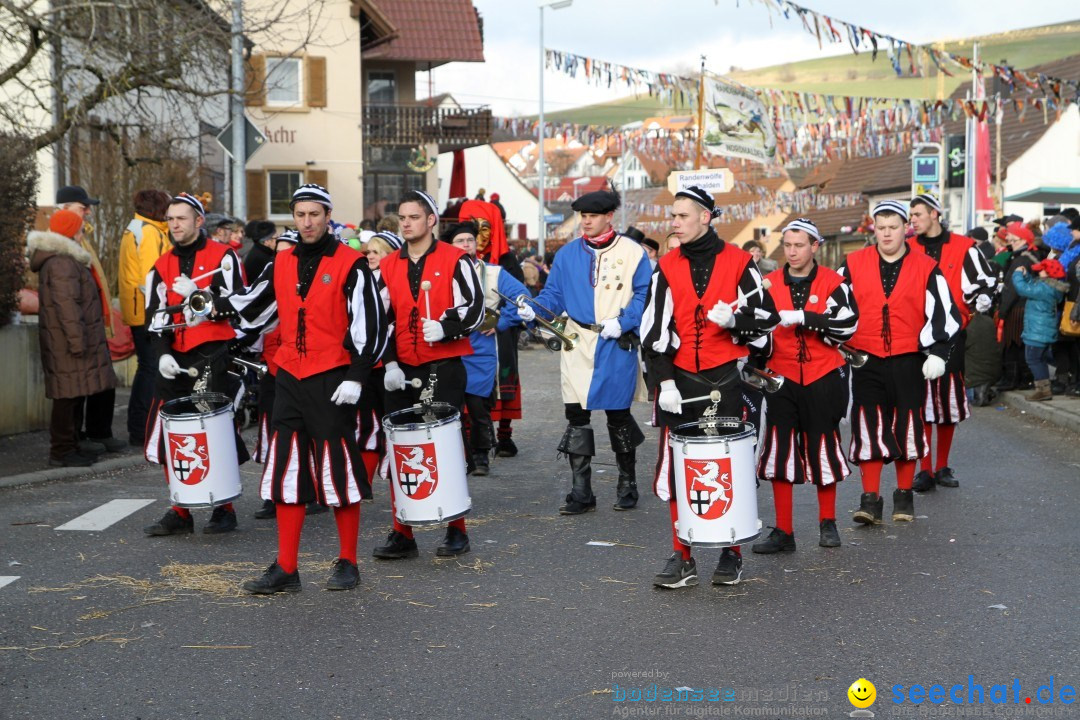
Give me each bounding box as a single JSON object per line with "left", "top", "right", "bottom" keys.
{"left": 231, "top": 0, "right": 246, "bottom": 218}
{"left": 695, "top": 55, "right": 705, "bottom": 170}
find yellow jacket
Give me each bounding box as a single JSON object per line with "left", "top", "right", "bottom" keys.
{"left": 118, "top": 213, "right": 171, "bottom": 326}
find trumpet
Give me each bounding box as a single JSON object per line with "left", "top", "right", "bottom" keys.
{"left": 495, "top": 290, "right": 579, "bottom": 352}
{"left": 230, "top": 356, "right": 268, "bottom": 379}
{"left": 838, "top": 344, "right": 869, "bottom": 368}
{"left": 157, "top": 289, "right": 215, "bottom": 330}
{"left": 479, "top": 307, "right": 500, "bottom": 332}
{"left": 742, "top": 365, "right": 785, "bottom": 393}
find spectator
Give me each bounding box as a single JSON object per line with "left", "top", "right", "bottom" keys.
{"left": 376, "top": 214, "right": 399, "bottom": 234}
{"left": 964, "top": 305, "right": 1002, "bottom": 406}
{"left": 742, "top": 238, "right": 778, "bottom": 273}
{"left": 28, "top": 210, "right": 118, "bottom": 467}
{"left": 243, "top": 220, "right": 277, "bottom": 281}
{"left": 205, "top": 214, "right": 243, "bottom": 251}
{"left": 1013, "top": 259, "right": 1067, "bottom": 401}
{"left": 475, "top": 187, "right": 486, "bottom": 201}
{"left": 996, "top": 222, "right": 1043, "bottom": 392}
{"left": 118, "top": 189, "right": 172, "bottom": 446}
{"left": 490, "top": 192, "right": 507, "bottom": 220}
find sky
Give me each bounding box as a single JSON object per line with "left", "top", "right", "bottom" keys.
{"left": 422, "top": 0, "right": 1080, "bottom": 116}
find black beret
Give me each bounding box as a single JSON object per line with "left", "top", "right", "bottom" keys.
{"left": 623, "top": 226, "right": 646, "bottom": 244}
{"left": 571, "top": 190, "right": 620, "bottom": 214}
{"left": 966, "top": 227, "right": 989, "bottom": 242}
{"left": 641, "top": 237, "right": 660, "bottom": 253}
{"left": 441, "top": 221, "right": 478, "bottom": 243}
{"left": 245, "top": 220, "right": 277, "bottom": 241}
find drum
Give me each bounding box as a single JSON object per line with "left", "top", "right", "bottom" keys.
{"left": 669, "top": 418, "right": 761, "bottom": 547}
{"left": 383, "top": 402, "right": 471, "bottom": 525}
{"left": 160, "top": 393, "right": 242, "bottom": 508}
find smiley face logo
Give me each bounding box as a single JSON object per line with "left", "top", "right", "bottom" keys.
{"left": 847, "top": 678, "right": 876, "bottom": 709}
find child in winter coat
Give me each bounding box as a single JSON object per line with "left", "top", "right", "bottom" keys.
{"left": 1013, "top": 259, "right": 1068, "bottom": 401}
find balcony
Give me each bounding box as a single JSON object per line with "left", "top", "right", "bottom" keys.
{"left": 363, "top": 103, "right": 493, "bottom": 151}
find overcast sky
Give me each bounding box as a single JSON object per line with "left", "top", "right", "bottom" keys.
{"left": 422, "top": 0, "right": 1080, "bottom": 116}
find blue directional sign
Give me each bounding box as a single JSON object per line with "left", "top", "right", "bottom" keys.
{"left": 912, "top": 156, "right": 940, "bottom": 184}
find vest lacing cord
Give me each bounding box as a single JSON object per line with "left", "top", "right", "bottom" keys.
{"left": 408, "top": 307, "right": 420, "bottom": 352}
{"left": 296, "top": 307, "right": 308, "bottom": 357}
{"left": 795, "top": 327, "right": 812, "bottom": 364}
{"left": 693, "top": 304, "right": 706, "bottom": 370}
{"left": 881, "top": 303, "right": 892, "bottom": 354}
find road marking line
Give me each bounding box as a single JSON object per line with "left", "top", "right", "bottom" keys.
{"left": 56, "top": 499, "right": 156, "bottom": 531}
{"left": 0, "top": 576, "right": 19, "bottom": 590}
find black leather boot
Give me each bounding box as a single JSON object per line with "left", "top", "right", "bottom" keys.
{"left": 994, "top": 361, "right": 1018, "bottom": 392}
{"left": 557, "top": 425, "right": 596, "bottom": 515}
{"left": 609, "top": 420, "right": 645, "bottom": 511}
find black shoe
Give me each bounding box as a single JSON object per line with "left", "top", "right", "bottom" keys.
{"left": 241, "top": 562, "right": 301, "bottom": 594}
{"left": 436, "top": 526, "right": 470, "bottom": 557}
{"left": 853, "top": 492, "right": 883, "bottom": 526}
{"left": 372, "top": 530, "right": 419, "bottom": 560}
{"left": 254, "top": 499, "right": 276, "bottom": 519}
{"left": 935, "top": 466, "right": 959, "bottom": 488}
{"left": 652, "top": 552, "right": 698, "bottom": 589}
{"left": 1051, "top": 374, "right": 1070, "bottom": 395}
{"left": 144, "top": 508, "right": 194, "bottom": 536}
{"left": 203, "top": 506, "right": 237, "bottom": 534}
{"left": 559, "top": 493, "right": 597, "bottom": 515}
{"left": 819, "top": 519, "right": 841, "bottom": 547}
{"left": 751, "top": 527, "right": 796, "bottom": 554}
{"left": 495, "top": 437, "right": 518, "bottom": 457}
{"left": 76, "top": 440, "right": 106, "bottom": 456}
{"left": 912, "top": 469, "right": 936, "bottom": 493}
{"left": 892, "top": 489, "right": 915, "bottom": 522}
{"left": 711, "top": 548, "right": 744, "bottom": 586}
{"left": 326, "top": 558, "right": 359, "bottom": 590}
{"left": 305, "top": 502, "right": 328, "bottom": 515}
{"left": 128, "top": 436, "right": 145, "bottom": 448}
{"left": 612, "top": 492, "right": 638, "bottom": 511}
{"left": 48, "top": 451, "right": 95, "bottom": 468}
{"left": 471, "top": 454, "right": 490, "bottom": 476}
{"left": 89, "top": 436, "right": 127, "bottom": 453}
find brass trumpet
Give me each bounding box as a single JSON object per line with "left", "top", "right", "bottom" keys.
{"left": 157, "top": 289, "right": 215, "bottom": 330}
{"left": 495, "top": 290, "right": 579, "bottom": 351}
{"left": 838, "top": 344, "right": 869, "bottom": 368}
{"left": 479, "top": 307, "right": 500, "bottom": 332}
{"left": 742, "top": 365, "right": 785, "bottom": 393}
{"left": 231, "top": 356, "right": 268, "bottom": 379}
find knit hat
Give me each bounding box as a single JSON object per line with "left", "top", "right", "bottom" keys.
{"left": 872, "top": 200, "right": 910, "bottom": 222}
{"left": 1006, "top": 221, "right": 1035, "bottom": 246}
{"left": 1042, "top": 222, "right": 1073, "bottom": 252}
{"left": 674, "top": 185, "right": 722, "bottom": 219}
{"left": 49, "top": 209, "right": 84, "bottom": 239}
{"left": 290, "top": 183, "right": 332, "bottom": 211}
{"left": 1032, "top": 259, "right": 1066, "bottom": 280}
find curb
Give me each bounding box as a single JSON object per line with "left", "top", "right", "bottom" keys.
{"left": 0, "top": 453, "right": 148, "bottom": 490}
{"left": 998, "top": 391, "right": 1080, "bottom": 434}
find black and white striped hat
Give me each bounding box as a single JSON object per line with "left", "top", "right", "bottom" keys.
{"left": 910, "top": 193, "right": 943, "bottom": 215}
{"left": 781, "top": 217, "right": 822, "bottom": 243}
{"left": 871, "top": 199, "right": 910, "bottom": 222}
{"left": 372, "top": 230, "right": 403, "bottom": 251}
{"left": 290, "top": 183, "right": 333, "bottom": 211}
{"left": 276, "top": 229, "right": 299, "bottom": 245}
{"left": 675, "top": 185, "right": 723, "bottom": 219}
{"left": 171, "top": 192, "right": 205, "bottom": 217}
{"left": 414, "top": 190, "right": 439, "bottom": 217}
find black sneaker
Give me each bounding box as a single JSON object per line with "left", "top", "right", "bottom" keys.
{"left": 254, "top": 499, "right": 276, "bottom": 519}
{"left": 819, "top": 519, "right": 841, "bottom": 547}
{"left": 652, "top": 552, "right": 698, "bottom": 589}
{"left": 144, "top": 508, "right": 194, "bottom": 536}
{"left": 471, "top": 454, "right": 490, "bottom": 477}
{"left": 912, "top": 470, "right": 936, "bottom": 493}
{"left": 892, "top": 489, "right": 915, "bottom": 522}
{"left": 612, "top": 494, "right": 638, "bottom": 511}
{"left": 935, "top": 466, "right": 959, "bottom": 488}
{"left": 711, "top": 548, "right": 744, "bottom": 585}
{"left": 203, "top": 506, "right": 238, "bottom": 534}
{"left": 853, "top": 492, "right": 884, "bottom": 526}
{"left": 48, "top": 451, "right": 95, "bottom": 468}
{"left": 495, "top": 437, "right": 518, "bottom": 457}
{"left": 372, "top": 530, "right": 419, "bottom": 560}
{"left": 751, "top": 527, "right": 796, "bottom": 554}
{"left": 241, "top": 562, "right": 301, "bottom": 594}
{"left": 558, "top": 494, "right": 597, "bottom": 515}
{"left": 326, "top": 559, "right": 359, "bottom": 590}
{"left": 435, "top": 526, "right": 471, "bottom": 557}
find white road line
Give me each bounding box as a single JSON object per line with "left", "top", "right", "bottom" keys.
{"left": 56, "top": 499, "right": 156, "bottom": 531}
{"left": 0, "top": 576, "right": 19, "bottom": 590}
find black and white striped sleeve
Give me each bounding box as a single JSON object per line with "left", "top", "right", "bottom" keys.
{"left": 145, "top": 266, "right": 169, "bottom": 335}
{"left": 803, "top": 281, "right": 859, "bottom": 345}
{"left": 921, "top": 267, "right": 963, "bottom": 359}
{"left": 961, "top": 244, "right": 997, "bottom": 306}
{"left": 343, "top": 260, "right": 388, "bottom": 383}
{"left": 378, "top": 275, "right": 397, "bottom": 363}
{"left": 438, "top": 255, "right": 484, "bottom": 340}
{"left": 640, "top": 269, "right": 678, "bottom": 383}
{"left": 210, "top": 248, "right": 245, "bottom": 298}
{"left": 217, "top": 260, "right": 278, "bottom": 336}
{"left": 731, "top": 262, "right": 779, "bottom": 350}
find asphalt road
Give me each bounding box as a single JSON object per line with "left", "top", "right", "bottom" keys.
{"left": 1, "top": 347, "right": 1077, "bottom": 719}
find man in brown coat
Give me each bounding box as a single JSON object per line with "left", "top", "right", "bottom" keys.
{"left": 28, "top": 209, "right": 118, "bottom": 467}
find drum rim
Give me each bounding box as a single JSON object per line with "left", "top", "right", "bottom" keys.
{"left": 161, "top": 392, "right": 234, "bottom": 421}
{"left": 383, "top": 402, "right": 460, "bottom": 431}
{"left": 669, "top": 417, "right": 756, "bottom": 443}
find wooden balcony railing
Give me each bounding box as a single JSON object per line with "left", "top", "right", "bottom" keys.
{"left": 363, "top": 104, "right": 493, "bottom": 150}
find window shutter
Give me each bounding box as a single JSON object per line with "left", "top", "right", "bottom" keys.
{"left": 247, "top": 171, "right": 267, "bottom": 219}
{"left": 306, "top": 56, "right": 327, "bottom": 108}
{"left": 245, "top": 55, "right": 266, "bottom": 107}
{"left": 305, "top": 168, "right": 328, "bottom": 188}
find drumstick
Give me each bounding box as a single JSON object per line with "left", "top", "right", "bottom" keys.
{"left": 420, "top": 280, "right": 433, "bottom": 347}
{"left": 179, "top": 367, "right": 198, "bottom": 378}
{"left": 409, "top": 377, "right": 423, "bottom": 388}
{"left": 188, "top": 256, "right": 234, "bottom": 284}
{"left": 681, "top": 390, "right": 722, "bottom": 405}
{"left": 731, "top": 278, "right": 772, "bottom": 310}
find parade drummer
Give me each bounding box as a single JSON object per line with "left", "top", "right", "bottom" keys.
{"left": 219, "top": 184, "right": 388, "bottom": 594}
{"left": 839, "top": 200, "right": 961, "bottom": 526}
{"left": 530, "top": 189, "right": 653, "bottom": 514}
{"left": 640, "top": 186, "right": 778, "bottom": 589}
{"left": 752, "top": 218, "right": 859, "bottom": 554}
{"left": 907, "top": 194, "right": 996, "bottom": 492}
{"left": 142, "top": 192, "right": 247, "bottom": 537}
{"left": 444, "top": 220, "right": 533, "bottom": 476}
{"left": 372, "top": 190, "right": 484, "bottom": 561}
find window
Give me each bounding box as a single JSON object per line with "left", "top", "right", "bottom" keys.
{"left": 364, "top": 173, "right": 425, "bottom": 215}
{"left": 368, "top": 71, "right": 396, "bottom": 105}
{"left": 266, "top": 57, "right": 302, "bottom": 107}
{"left": 268, "top": 171, "right": 303, "bottom": 217}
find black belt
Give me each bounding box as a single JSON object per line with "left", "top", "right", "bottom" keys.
{"left": 675, "top": 365, "right": 742, "bottom": 390}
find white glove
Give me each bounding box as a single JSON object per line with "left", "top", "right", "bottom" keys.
{"left": 172, "top": 275, "right": 197, "bottom": 299}
{"left": 422, "top": 318, "right": 446, "bottom": 342}
{"left": 922, "top": 355, "right": 947, "bottom": 380}
{"left": 975, "top": 294, "right": 992, "bottom": 313}
{"left": 658, "top": 380, "right": 683, "bottom": 414}
{"left": 159, "top": 354, "right": 181, "bottom": 380}
{"left": 516, "top": 303, "right": 536, "bottom": 322}
{"left": 778, "top": 309, "right": 805, "bottom": 328}
{"left": 183, "top": 306, "right": 205, "bottom": 328}
{"left": 330, "top": 380, "right": 362, "bottom": 405}
{"left": 383, "top": 362, "right": 408, "bottom": 392}
{"left": 600, "top": 317, "right": 623, "bottom": 339}
{"left": 707, "top": 300, "right": 736, "bottom": 329}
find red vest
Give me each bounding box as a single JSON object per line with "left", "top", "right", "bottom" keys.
{"left": 909, "top": 232, "right": 974, "bottom": 328}
{"left": 380, "top": 242, "right": 473, "bottom": 366}
{"left": 765, "top": 266, "right": 846, "bottom": 385}
{"left": 273, "top": 244, "right": 363, "bottom": 379}
{"left": 846, "top": 245, "right": 938, "bottom": 358}
{"left": 658, "top": 244, "right": 751, "bottom": 373}
{"left": 154, "top": 241, "right": 235, "bottom": 353}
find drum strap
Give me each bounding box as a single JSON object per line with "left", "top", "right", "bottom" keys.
{"left": 675, "top": 365, "right": 741, "bottom": 390}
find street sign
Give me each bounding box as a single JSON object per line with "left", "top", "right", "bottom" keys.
{"left": 667, "top": 169, "right": 734, "bottom": 195}
{"left": 946, "top": 135, "right": 966, "bottom": 189}
{"left": 216, "top": 117, "right": 268, "bottom": 164}
{"left": 544, "top": 214, "right": 564, "bottom": 223}
{"left": 912, "top": 156, "right": 940, "bottom": 184}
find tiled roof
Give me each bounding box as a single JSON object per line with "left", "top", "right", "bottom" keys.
{"left": 360, "top": 0, "right": 484, "bottom": 65}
